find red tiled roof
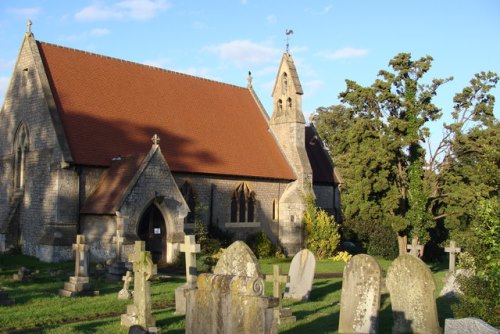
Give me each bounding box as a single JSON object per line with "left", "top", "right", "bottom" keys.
{"left": 37, "top": 41, "right": 296, "bottom": 180}
{"left": 80, "top": 154, "right": 146, "bottom": 214}
{"left": 305, "top": 126, "right": 336, "bottom": 184}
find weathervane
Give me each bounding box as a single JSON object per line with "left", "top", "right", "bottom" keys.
{"left": 285, "top": 29, "right": 294, "bottom": 54}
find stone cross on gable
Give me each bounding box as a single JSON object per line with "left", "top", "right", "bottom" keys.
{"left": 112, "top": 229, "right": 125, "bottom": 262}
{"left": 73, "top": 235, "right": 89, "bottom": 277}
{"left": 180, "top": 235, "right": 201, "bottom": 286}
{"left": 407, "top": 237, "right": 424, "bottom": 257}
{"left": 151, "top": 134, "right": 160, "bottom": 146}
{"left": 445, "top": 240, "right": 461, "bottom": 273}
{"left": 265, "top": 265, "right": 289, "bottom": 304}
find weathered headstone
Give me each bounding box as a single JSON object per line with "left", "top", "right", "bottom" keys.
{"left": 386, "top": 254, "right": 441, "bottom": 334}
{"left": 108, "top": 229, "right": 127, "bottom": 281}
{"left": 59, "top": 235, "right": 98, "bottom": 297}
{"left": 439, "top": 269, "right": 473, "bottom": 297}
{"left": 283, "top": 248, "right": 316, "bottom": 301}
{"left": 444, "top": 240, "right": 461, "bottom": 273}
{"left": 444, "top": 317, "right": 499, "bottom": 334}
{"left": 266, "top": 265, "right": 295, "bottom": 324}
{"left": 118, "top": 270, "right": 133, "bottom": 300}
{"left": 406, "top": 237, "right": 424, "bottom": 257}
{"left": 185, "top": 241, "right": 278, "bottom": 334}
{"left": 12, "top": 267, "right": 32, "bottom": 282}
{"left": 338, "top": 254, "right": 382, "bottom": 334}
{"left": 175, "top": 235, "right": 200, "bottom": 314}
{"left": 120, "top": 241, "right": 159, "bottom": 333}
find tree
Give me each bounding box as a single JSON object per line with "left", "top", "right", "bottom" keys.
{"left": 314, "top": 53, "right": 451, "bottom": 255}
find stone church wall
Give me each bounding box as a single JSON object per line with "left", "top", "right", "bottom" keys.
{"left": 0, "top": 37, "right": 77, "bottom": 260}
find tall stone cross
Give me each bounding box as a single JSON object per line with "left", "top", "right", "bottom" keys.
{"left": 407, "top": 237, "right": 424, "bottom": 257}
{"left": 180, "top": 235, "right": 201, "bottom": 286}
{"left": 73, "top": 235, "right": 89, "bottom": 277}
{"left": 445, "top": 240, "right": 461, "bottom": 273}
{"left": 265, "top": 265, "right": 289, "bottom": 305}
{"left": 112, "top": 229, "right": 125, "bottom": 262}
{"left": 124, "top": 240, "right": 157, "bottom": 329}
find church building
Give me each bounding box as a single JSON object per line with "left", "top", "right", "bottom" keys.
{"left": 0, "top": 28, "right": 341, "bottom": 264}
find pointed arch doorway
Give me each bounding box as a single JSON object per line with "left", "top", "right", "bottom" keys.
{"left": 137, "top": 204, "right": 166, "bottom": 264}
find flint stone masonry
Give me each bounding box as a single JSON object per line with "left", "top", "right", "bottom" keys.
{"left": 185, "top": 241, "right": 278, "bottom": 334}
{"left": 444, "top": 318, "right": 499, "bottom": 334}
{"left": 284, "top": 248, "right": 316, "bottom": 301}
{"left": 338, "top": 254, "right": 381, "bottom": 334}
{"left": 386, "top": 254, "right": 442, "bottom": 334}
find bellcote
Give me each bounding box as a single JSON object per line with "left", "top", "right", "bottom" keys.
{"left": 270, "top": 52, "right": 305, "bottom": 124}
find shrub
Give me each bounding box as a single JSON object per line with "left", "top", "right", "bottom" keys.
{"left": 304, "top": 195, "right": 341, "bottom": 259}
{"left": 367, "top": 223, "right": 399, "bottom": 260}
{"left": 331, "top": 251, "right": 352, "bottom": 263}
{"left": 246, "top": 231, "right": 275, "bottom": 258}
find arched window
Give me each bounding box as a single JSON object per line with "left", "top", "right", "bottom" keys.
{"left": 13, "top": 123, "right": 29, "bottom": 189}
{"left": 277, "top": 99, "right": 283, "bottom": 113}
{"left": 180, "top": 180, "right": 196, "bottom": 224}
{"left": 281, "top": 72, "right": 288, "bottom": 95}
{"left": 272, "top": 199, "right": 278, "bottom": 221}
{"left": 230, "top": 183, "right": 256, "bottom": 222}
{"left": 286, "top": 97, "right": 292, "bottom": 113}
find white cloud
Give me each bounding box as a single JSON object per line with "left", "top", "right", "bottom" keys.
{"left": 319, "top": 47, "right": 369, "bottom": 60}
{"left": 303, "top": 79, "right": 324, "bottom": 97}
{"left": 142, "top": 57, "right": 171, "bottom": 68}
{"left": 0, "top": 59, "right": 15, "bottom": 70}
{"left": 75, "top": 0, "right": 170, "bottom": 21}
{"left": 206, "top": 40, "right": 279, "bottom": 67}
{"left": 320, "top": 5, "right": 333, "bottom": 15}
{"left": 7, "top": 7, "right": 41, "bottom": 18}
{"left": 90, "top": 28, "right": 111, "bottom": 36}
{"left": 266, "top": 15, "right": 277, "bottom": 24}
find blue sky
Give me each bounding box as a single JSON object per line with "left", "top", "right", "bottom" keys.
{"left": 1, "top": 0, "right": 499, "bottom": 152}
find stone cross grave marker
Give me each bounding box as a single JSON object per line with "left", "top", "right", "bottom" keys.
{"left": 180, "top": 235, "right": 201, "bottom": 286}
{"left": 266, "top": 264, "right": 295, "bottom": 324}
{"left": 407, "top": 237, "right": 424, "bottom": 257}
{"left": 386, "top": 254, "right": 441, "bottom": 334}
{"left": 59, "top": 234, "right": 98, "bottom": 297}
{"left": 338, "top": 254, "right": 382, "bottom": 334}
{"left": 118, "top": 270, "right": 133, "bottom": 300}
{"left": 112, "top": 229, "right": 125, "bottom": 262}
{"left": 284, "top": 249, "right": 316, "bottom": 301}
{"left": 445, "top": 240, "right": 461, "bottom": 273}
{"left": 73, "top": 234, "right": 89, "bottom": 277}
{"left": 175, "top": 235, "right": 201, "bottom": 315}
{"left": 121, "top": 241, "right": 158, "bottom": 333}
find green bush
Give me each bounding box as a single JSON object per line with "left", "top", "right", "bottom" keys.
{"left": 367, "top": 223, "right": 399, "bottom": 260}
{"left": 246, "top": 231, "right": 275, "bottom": 258}
{"left": 304, "top": 195, "right": 341, "bottom": 259}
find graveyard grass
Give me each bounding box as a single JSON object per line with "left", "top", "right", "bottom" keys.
{"left": 0, "top": 254, "right": 456, "bottom": 333}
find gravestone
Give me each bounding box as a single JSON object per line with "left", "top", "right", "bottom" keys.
{"left": 175, "top": 235, "right": 200, "bottom": 315}
{"left": 283, "top": 249, "right": 316, "bottom": 301}
{"left": 265, "top": 264, "right": 295, "bottom": 324}
{"left": 444, "top": 240, "right": 461, "bottom": 273}
{"left": 338, "top": 254, "right": 382, "bottom": 334}
{"left": 121, "top": 241, "right": 159, "bottom": 333}
{"left": 108, "top": 230, "right": 127, "bottom": 281}
{"left": 444, "top": 318, "right": 499, "bottom": 334}
{"left": 386, "top": 254, "right": 441, "bottom": 334}
{"left": 185, "top": 241, "right": 278, "bottom": 334}
{"left": 59, "top": 235, "right": 98, "bottom": 297}
{"left": 440, "top": 269, "right": 473, "bottom": 297}
{"left": 12, "top": 267, "right": 32, "bottom": 282}
{"left": 406, "top": 237, "right": 424, "bottom": 257}
{"left": 118, "top": 270, "right": 133, "bottom": 300}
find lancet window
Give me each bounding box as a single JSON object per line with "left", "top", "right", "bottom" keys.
{"left": 13, "top": 123, "right": 29, "bottom": 189}
{"left": 230, "top": 183, "right": 256, "bottom": 223}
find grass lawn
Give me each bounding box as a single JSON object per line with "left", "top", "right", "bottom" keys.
{"left": 0, "top": 254, "right": 457, "bottom": 333}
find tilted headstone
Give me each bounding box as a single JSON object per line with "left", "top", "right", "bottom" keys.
{"left": 386, "top": 254, "right": 441, "bottom": 334}
{"left": 440, "top": 268, "right": 473, "bottom": 297}
{"left": 120, "top": 241, "right": 159, "bottom": 333}
{"left": 444, "top": 317, "right": 499, "bottom": 334}
{"left": 175, "top": 235, "right": 201, "bottom": 314}
{"left": 265, "top": 265, "right": 295, "bottom": 324}
{"left": 338, "top": 254, "right": 382, "bottom": 334}
{"left": 59, "top": 235, "right": 98, "bottom": 297}
{"left": 444, "top": 240, "right": 461, "bottom": 273}
{"left": 407, "top": 237, "right": 424, "bottom": 257}
{"left": 185, "top": 241, "right": 278, "bottom": 334}
{"left": 118, "top": 270, "right": 133, "bottom": 300}
{"left": 284, "top": 249, "right": 316, "bottom": 301}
